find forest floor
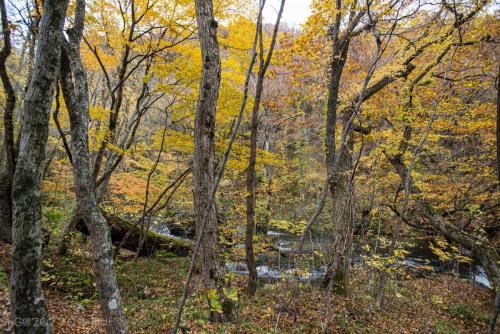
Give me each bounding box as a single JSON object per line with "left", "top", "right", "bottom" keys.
{"left": 0, "top": 242, "right": 494, "bottom": 334}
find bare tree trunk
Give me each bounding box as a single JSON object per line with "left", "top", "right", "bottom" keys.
{"left": 0, "top": 0, "right": 16, "bottom": 244}
{"left": 322, "top": 130, "right": 355, "bottom": 293}
{"left": 59, "top": 1, "right": 129, "bottom": 332}
{"left": 245, "top": 0, "right": 285, "bottom": 297}
{"left": 0, "top": 171, "right": 11, "bottom": 243}
{"left": 488, "top": 288, "right": 500, "bottom": 334}
{"left": 10, "top": 0, "right": 68, "bottom": 332}
{"left": 245, "top": 74, "right": 260, "bottom": 297}
{"left": 297, "top": 1, "right": 364, "bottom": 256}
{"left": 172, "top": 0, "right": 264, "bottom": 326}
{"left": 192, "top": 0, "right": 235, "bottom": 322}
{"left": 316, "top": 0, "right": 361, "bottom": 292}
{"left": 496, "top": 67, "right": 499, "bottom": 182}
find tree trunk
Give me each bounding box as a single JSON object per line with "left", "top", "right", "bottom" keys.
{"left": 488, "top": 288, "right": 500, "bottom": 334}
{"left": 193, "top": 0, "right": 235, "bottom": 322}
{"left": 73, "top": 213, "right": 192, "bottom": 257}
{"left": 320, "top": 9, "right": 354, "bottom": 291}
{"left": 58, "top": 1, "right": 129, "bottom": 332}
{"left": 297, "top": 1, "right": 362, "bottom": 257}
{"left": 0, "top": 0, "right": 17, "bottom": 244}
{"left": 323, "top": 130, "right": 355, "bottom": 293}
{"left": 245, "top": 0, "right": 285, "bottom": 297}
{"left": 10, "top": 0, "right": 68, "bottom": 332}
{"left": 245, "top": 58, "right": 265, "bottom": 297}
{"left": 496, "top": 67, "right": 499, "bottom": 182}
{"left": 325, "top": 37, "right": 349, "bottom": 178}
{"left": 0, "top": 171, "right": 12, "bottom": 244}
{"left": 245, "top": 92, "right": 260, "bottom": 296}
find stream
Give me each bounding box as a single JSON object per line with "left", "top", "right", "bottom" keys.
{"left": 153, "top": 225, "right": 491, "bottom": 289}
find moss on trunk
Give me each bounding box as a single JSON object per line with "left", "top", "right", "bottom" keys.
{"left": 75, "top": 213, "right": 192, "bottom": 257}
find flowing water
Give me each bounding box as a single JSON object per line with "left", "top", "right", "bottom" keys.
{"left": 228, "top": 230, "right": 491, "bottom": 288}
{"left": 153, "top": 224, "right": 490, "bottom": 289}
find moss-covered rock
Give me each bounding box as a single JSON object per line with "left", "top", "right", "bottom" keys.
{"left": 76, "top": 213, "right": 192, "bottom": 257}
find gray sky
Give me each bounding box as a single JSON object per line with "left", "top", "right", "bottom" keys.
{"left": 262, "top": 0, "right": 313, "bottom": 27}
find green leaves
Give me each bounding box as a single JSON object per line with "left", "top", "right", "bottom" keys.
{"left": 223, "top": 287, "right": 238, "bottom": 302}
{"left": 207, "top": 289, "right": 223, "bottom": 313}
{"left": 206, "top": 287, "right": 238, "bottom": 313}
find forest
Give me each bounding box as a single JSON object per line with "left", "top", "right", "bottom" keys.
{"left": 0, "top": 0, "right": 499, "bottom": 333}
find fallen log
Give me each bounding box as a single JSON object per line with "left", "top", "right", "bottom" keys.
{"left": 76, "top": 213, "right": 192, "bottom": 257}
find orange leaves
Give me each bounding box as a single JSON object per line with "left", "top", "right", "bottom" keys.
{"left": 107, "top": 172, "right": 160, "bottom": 215}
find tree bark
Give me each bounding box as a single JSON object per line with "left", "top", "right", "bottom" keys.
{"left": 496, "top": 66, "right": 499, "bottom": 182}
{"left": 0, "top": 0, "right": 16, "bottom": 244}
{"left": 488, "top": 288, "right": 500, "bottom": 334}
{"left": 59, "top": 1, "right": 129, "bottom": 332}
{"left": 172, "top": 0, "right": 263, "bottom": 324}
{"left": 298, "top": 2, "right": 364, "bottom": 257}
{"left": 244, "top": 47, "right": 261, "bottom": 299}
{"left": 317, "top": 0, "right": 359, "bottom": 292}
{"left": 192, "top": 0, "right": 235, "bottom": 322}
{"left": 322, "top": 135, "right": 355, "bottom": 293}
{"left": 0, "top": 171, "right": 12, "bottom": 243}
{"left": 245, "top": 0, "right": 285, "bottom": 297}
{"left": 10, "top": 0, "right": 68, "bottom": 332}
